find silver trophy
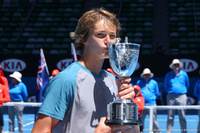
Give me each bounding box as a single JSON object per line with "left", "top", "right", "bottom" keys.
{"left": 106, "top": 37, "right": 141, "bottom": 125}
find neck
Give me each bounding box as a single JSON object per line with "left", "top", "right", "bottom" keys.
{"left": 173, "top": 69, "right": 180, "bottom": 75}
{"left": 79, "top": 56, "right": 104, "bottom": 75}
{"left": 145, "top": 79, "right": 149, "bottom": 83}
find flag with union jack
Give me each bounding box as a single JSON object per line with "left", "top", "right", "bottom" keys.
{"left": 36, "top": 49, "right": 50, "bottom": 102}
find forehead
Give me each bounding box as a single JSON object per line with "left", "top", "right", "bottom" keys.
{"left": 93, "top": 20, "right": 116, "bottom": 32}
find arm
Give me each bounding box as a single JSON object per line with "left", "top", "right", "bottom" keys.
{"left": 21, "top": 83, "right": 28, "bottom": 102}
{"left": 164, "top": 74, "right": 169, "bottom": 92}
{"left": 185, "top": 73, "right": 190, "bottom": 89}
{"left": 0, "top": 85, "right": 10, "bottom": 103}
{"left": 155, "top": 81, "right": 159, "bottom": 98}
{"left": 0, "top": 77, "right": 9, "bottom": 91}
{"left": 194, "top": 81, "right": 200, "bottom": 97}
{"left": 31, "top": 114, "right": 60, "bottom": 133}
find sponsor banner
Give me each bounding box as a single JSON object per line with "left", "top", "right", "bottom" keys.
{"left": 0, "top": 54, "right": 199, "bottom": 77}
{"left": 0, "top": 58, "right": 26, "bottom": 72}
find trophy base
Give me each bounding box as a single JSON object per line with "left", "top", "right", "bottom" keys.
{"left": 105, "top": 119, "right": 141, "bottom": 126}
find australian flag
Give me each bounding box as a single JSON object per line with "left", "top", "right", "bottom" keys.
{"left": 36, "top": 49, "right": 50, "bottom": 102}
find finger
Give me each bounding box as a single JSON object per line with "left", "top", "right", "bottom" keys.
{"left": 120, "top": 77, "right": 131, "bottom": 83}
{"left": 118, "top": 87, "right": 135, "bottom": 100}
{"left": 116, "top": 78, "right": 121, "bottom": 87}
{"left": 118, "top": 83, "right": 133, "bottom": 95}
{"left": 118, "top": 83, "right": 132, "bottom": 92}
{"left": 100, "top": 117, "right": 107, "bottom": 124}
{"left": 120, "top": 91, "right": 135, "bottom": 100}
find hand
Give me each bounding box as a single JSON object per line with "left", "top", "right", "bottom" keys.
{"left": 116, "top": 77, "right": 135, "bottom": 100}
{"left": 95, "top": 117, "right": 132, "bottom": 133}
{"left": 95, "top": 117, "right": 112, "bottom": 133}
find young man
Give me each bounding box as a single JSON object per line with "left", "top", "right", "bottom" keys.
{"left": 164, "top": 59, "right": 189, "bottom": 133}
{"left": 32, "top": 8, "right": 139, "bottom": 133}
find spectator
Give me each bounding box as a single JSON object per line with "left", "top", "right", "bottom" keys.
{"left": 136, "top": 68, "right": 160, "bottom": 133}
{"left": 0, "top": 65, "right": 9, "bottom": 91}
{"left": 32, "top": 8, "right": 139, "bottom": 133}
{"left": 0, "top": 66, "right": 10, "bottom": 133}
{"left": 164, "top": 59, "right": 189, "bottom": 133}
{"left": 50, "top": 69, "right": 60, "bottom": 79}
{"left": 194, "top": 71, "right": 200, "bottom": 133}
{"left": 132, "top": 85, "right": 145, "bottom": 133}
{"left": 106, "top": 68, "right": 115, "bottom": 76}
{"left": 8, "top": 71, "right": 28, "bottom": 133}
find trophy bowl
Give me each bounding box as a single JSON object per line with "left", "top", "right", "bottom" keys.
{"left": 108, "top": 42, "right": 140, "bottom": 78}
{"left": 106, "top": 42, "right": 141, "bottom": 126}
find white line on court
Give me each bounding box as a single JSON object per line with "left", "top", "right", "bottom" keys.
{"left": 3, "top": 121, "right": 34, "bottom": 133}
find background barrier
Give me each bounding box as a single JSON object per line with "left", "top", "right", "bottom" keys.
{"left": 2, "top": 102, "right": 200, "bottom": 133}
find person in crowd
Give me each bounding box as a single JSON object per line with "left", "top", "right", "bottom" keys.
{"left": 106, "top": 68, "right": 115, "bottom": 76}
{"left": 136, "top": 68, "right": 160, "bottom": 133}
{"left": 0, "top": 65, "right": 9, "bottom": 91}
{"left": 32, "top": 8, "right": 139, "bottom": 133}
{"left": 132, "top": 85, "right": 145, "bottom": 133}
{"left": 194, "top": 71, "right": 200, "bottom": 133}
{"left": 8, "top": 71, "right": 28, "bottom": 133}
{"left": 0, "top": 66, "right": 10, "bottom": 133}
{"left": 50, "top": 69, "right": 60, "bottom": 79}
{"left": 164, "top": 59, "right": 189, "bottom": 133}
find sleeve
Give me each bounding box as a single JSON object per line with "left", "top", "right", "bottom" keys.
{"left": 21, "top": 83, "right": 28, "bottom": 102}
{"left": 133, "top": 97, "right": 145, "bottom": 114}
{"left": 184, "top": 72, "right": 190, "bottom": 89}
{"left": 194, "top": 81, "right": 200, "bottom": 97}
{"left": 154, "top": 81, "right": 159, "bottom": 98}
{"left": 138, "top": 97, "right": 145, "bottom": 112}
{"left": 39, "top": 74, "right": 76, "bottom": 121}
{"left": 0, "top": 85, "right": 10, "bottom": 103}
{"left": 164, "top": 73, "right": 169, "bottom": 92}
{"left": 0, "top": 77, "right": 9, "bottom": 91}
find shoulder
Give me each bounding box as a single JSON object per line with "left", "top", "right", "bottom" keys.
{"left": 151, "top": 79, "right": 158, "bottom": 84}
{"left": 0, "top": 76, "right": 8, "bottom": 81}
{"left": 180, "top": 70, "right": 188, "bottom": 75}
{"left": 166, "top": 71, "right": 172, "bottom": 75}
{"left": 18, "top": 82, "right": 27, "bottom": 88}
{"left": 196, "top": 80, "right": 200, "bottom": 84}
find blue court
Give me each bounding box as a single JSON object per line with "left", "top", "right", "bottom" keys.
{"left": 3, "top": 114, "right": 35, "bottom": 133}
{"left": 3, "top": 114, "right": 199, "bottom": 133}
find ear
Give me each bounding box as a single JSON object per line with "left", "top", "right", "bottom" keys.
{"left": 83, "top": 41, "right": 88, "bottom": 45}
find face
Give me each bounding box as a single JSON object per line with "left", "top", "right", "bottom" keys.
{"left": 173, "top": 63, "right": 180, "bottom": 71}
{"left": 84, "top": 20, "right": 116, "bottom": 59}
{"left": 134, "top": 89, "right": 140, "bottom": 97}
{"left": 143, "top": 74, "right": 151, "bottom": 80}
{"left": 11, "top": 78, "right": 19, "bottom": 85}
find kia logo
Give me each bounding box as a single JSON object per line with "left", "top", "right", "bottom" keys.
{"left": 179, "top": 59, "right": 198, "bottom": 72}
{"left": 57, "top": 59, "right": 73, "bottom": 70}
{"left": 187, "top": 96, "right": 195, "bottom": 105}
{"left": 0, "top": 58, "right": 26, "bottom": 72}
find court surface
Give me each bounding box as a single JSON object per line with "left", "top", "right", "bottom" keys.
{"left": 3, "top": 114, "right": 199, "bottom": 133}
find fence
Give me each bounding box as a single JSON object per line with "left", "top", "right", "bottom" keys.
{"left": 3, "top": 102, "right": 200, "bottom": 133}
{"left": 144, "top": 105, "right": 200, "bottom": 133}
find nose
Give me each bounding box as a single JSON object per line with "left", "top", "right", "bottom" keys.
{"left": 104, "top": 34, "right": 112, "bottom": 44}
